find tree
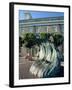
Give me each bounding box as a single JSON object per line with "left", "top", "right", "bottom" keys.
{"left": 52, "top": 33, "right": 64, "bottom": 47}
{"left": 23, "top": 33, "right": 36, "bottom": 48}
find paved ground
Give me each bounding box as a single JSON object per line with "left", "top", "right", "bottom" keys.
{"left": 19, "top": 57, "right": 64, "bottom": 79}
{"left": 19, "top": 57, "right": 38, "bottom": 79}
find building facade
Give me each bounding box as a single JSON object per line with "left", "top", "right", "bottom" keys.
{"left": 19, "top": 16, "right": 64, "bottom": 58}
{"left": 19, "top": 16, "right": 64, "bottom": 37}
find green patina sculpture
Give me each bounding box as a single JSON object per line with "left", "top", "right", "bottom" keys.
{"left": 29, "top": 41, "right": 63, "bottom": 78}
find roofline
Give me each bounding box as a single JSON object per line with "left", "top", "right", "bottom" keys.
{"left": 19, "top": 16, "right": 64, "bottom": 23}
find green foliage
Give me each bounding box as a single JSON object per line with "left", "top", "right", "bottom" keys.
{"left": 40, "top": 33, "right": 51, "bottom": 42}
{"left": 19, "top": 32, "right": 64, "bottom": 48}
{"left": 40, "top": 33, "right": 47, "bottom": 39}
{"left": 52, "top": 33, "right": 64, "bottom": 47}
{"left": 19, "top": 37, "right": 24, "bottom": 47}
{"left": 23, "top": 33, "right": 36, "bottom": 48}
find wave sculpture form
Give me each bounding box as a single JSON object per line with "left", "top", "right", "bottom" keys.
{"left": 29, "top": 42, "right": 59, "bottom": 78}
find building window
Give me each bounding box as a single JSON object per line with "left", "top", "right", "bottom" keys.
{"left": 48, "top": 26, "right": 57, "bottom": 33}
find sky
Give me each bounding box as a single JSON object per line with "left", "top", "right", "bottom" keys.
{"left": 19, "top": 10, "right": 64, "bottom": 20}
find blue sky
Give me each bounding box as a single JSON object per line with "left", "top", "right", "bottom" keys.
{"left": 19, "top": 10, "right": 64, "bottom": 20}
